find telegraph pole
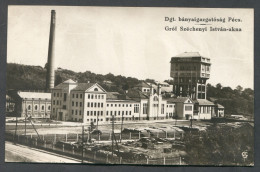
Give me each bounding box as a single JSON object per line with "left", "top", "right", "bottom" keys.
{"left": 120, "top": 113, "right": 124, "bottom": 143}
{"left": 82, "top": 125, "right": 84, "bottom": 163}
{"left": 111, "top": 115, "right": 114, "bottom": 159}
{"left": 25, "top": 108, "right": 27, "bottom": 137}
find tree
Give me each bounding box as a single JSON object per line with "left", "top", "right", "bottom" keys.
{"left": 236, "top": 85, "right": 243, "bottom": 95}
{"left": 216, "top": 83, "right": 222, "bottom": 90}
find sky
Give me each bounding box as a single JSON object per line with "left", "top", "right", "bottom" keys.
{"left": 7, "top": 6, "right": 254, "bottom": 89}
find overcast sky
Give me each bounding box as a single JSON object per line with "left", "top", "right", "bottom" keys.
{"left": 7, "top": 6, "right": 254, "bottom": 89}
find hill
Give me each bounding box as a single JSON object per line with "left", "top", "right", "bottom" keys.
{"left": 6, "top": 63, "right": 254, "bottom": 116}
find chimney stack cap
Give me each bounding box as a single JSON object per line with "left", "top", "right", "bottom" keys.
{"left": 51, "top": 10, "right": 56, "bottom": 13}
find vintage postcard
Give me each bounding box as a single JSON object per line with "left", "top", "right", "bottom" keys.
{"left": 5, "top": 6, "right": 254, "bottom": 166}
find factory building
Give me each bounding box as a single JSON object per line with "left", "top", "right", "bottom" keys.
{"left": 8, "top": 91, "right": 51, "bottom": 118}
{"left": 170, "top": 52, "right": 224, "bottom": 119}
{"left": 51, "top": 80, "right": 184, "bottom": 123}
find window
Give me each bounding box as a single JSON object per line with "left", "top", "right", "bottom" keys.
{"left": 122, "top": 104, "right": 124, "bottom": 107}
{"left": 75, "top": 110, "right": 78, "bottom": 115}
{"left": 80, "top": 94, "right": 83, "bottom": 98}
{"left": 153, "top": 96, "right": 158, "bottom": 101}
{"left": 110, "top": 111, "right": 113, "bottom": 116}
{"left": 118, "top": 111, "right": 120, "bottom": 115}
{"left": 87, "top": 111, "right": 89, "bottom": 116}
{"left": 101, "top": 111, "right": 103, "bottom": 116}
{"left": 126, "top": 104, "right": 128, "bottom": 107}
{"left": 94, "top": 111, "right": 96, "bottom": 116}
{"left": 64, "top": 93, "right": 67, "bottom": 101}
{"left": 143, "top": 103, "right": 148, "bottom": 114}
{"left": 91, "top": 111, "right": 93, "bottom": 116}
{"left": 114, "top": 111, "right": 117, "bottom": 116}
{"left": 72, "top": 110, "right": 74, "bottom": 115}
{"left": 79, "top": 110, "right": 81, "bottom": 115}
{"left": 57, "top": 93, "right": 59, "bottom": 97}
{"left": 134, "top": 104, "right": 139, "bottom": 113}
{"left": 76, "top": 94, "right": 78, "bottom": 98}
{"left": 54, "top": 93, "right": 56, "bottom": 97}
{"left": 95, "top": 95, "right": 97, "bottom": 99}
{"left": 35, "top": 105, "right": 38, "bottom": 110}
{"left": 101, "top": 103, "right": 103, "bottom": 107}
{"left": 107, "top": 111, "right": 109, "bottom": 116}
{"left": 97, "top": 111, "right": 100, "bottom": 116}
{"left": 91, "top": 103, "right": 93, "bottom": 107}
{"left": 94, "top": 103, "right": 97, "bottom": 107}
{"left": 80, "top": 102, "right": 82, "bottom": 107}
{"left": 98, "top": 103, "right": 100, "bottom": 107}
{"left": 28, "top": 105, "right": 31, "bottom": 110}
{"left": 88, "top": 102, "right": 90, "bottom": 107}
{"left": 107, "top": 104, "right": 109, "bottom": 107}
{"left": 76, "top": 102, "right": 78, "bottom": 107}
{"left": 130, "top": 104, "right": 132, "bottom": 107}
{"left": 119, "top": 104, "right": 121, "bottom": 107}
{"left": 102, "top": 95, "right": 104, "bottom": 99}
{"left": 111, "top": 104, "right": 113, "bottom": 107}
{"left": 56, "top": 100, "right": 59, "bottom": 105}
{"left": 98, "top": 95, "right": 100, "bottom": 99}
{"left": 72, "top": 94, "right": 74, "bottom": 98}
{"left": 41, "top": 105, "right": 44, "bottom": 110}
{"left": 126, "top": 111, "right": 128, "bottom": 115}
{"left": 72, "top": 101, "right": 74, "bottom": 106}
{"left": 88, "top": 94, "right": 90, "bottom": 99}
{"left": 185, "top": 106, "right": 192, "bottom": 111}
{"left": 91, "top": 95, "right": 93, "bottom": 99}
{"left": 161, "top": 104, "right": 165, "bottom": 114}
{"left": 115, "top": 104, "right": 117, "bottom": 107}
{"left": 129, "top": 111, "right": 131, "bottom": 115}
{"left": 48, "top": 105, "right": 51, "bottom": 110}
{"left": 122, "top": 111, "right": 125, "bottom": 116}
{"left": 94, "top": 88, "right": 98, "bottom": 91}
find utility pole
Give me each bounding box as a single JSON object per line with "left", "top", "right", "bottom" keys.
{"left": 14, "top": 110, "right": 18, "bottom": 145}
{"left": 120, "top": 113, "right": 124, "bottom": 143}
{"left": 25, "top": 108, "right": 27, "bottom": 137}
{"left": 111, "top": 115, "right": 114, "bottom": 160}
{"left": 82, "top": 125, "right": 84, "bottom": 163}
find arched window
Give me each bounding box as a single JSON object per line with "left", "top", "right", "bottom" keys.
{"left": 94, "top": 88, "right": 98, "bottom": 91}
{"left": 28, "top": 105, "right": 31, "bottom": 110}
{"left": 153, "top": 96, "right": 158, "bottom": 101}
{"left": 41, "top": 105, "right": 44, "bottom": 110}
{"left": 35, "top": 105, "right": 38, "bottom": 110}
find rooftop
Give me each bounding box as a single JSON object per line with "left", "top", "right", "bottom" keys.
{"left": 195, "top": 99, "right": 215, "bottom": 105}
{"left": 17, "top": 92, "right": 51, "bottom": 100}
{"left": 72, "top": 83, "right": 96, "bottom": 91}
{"left": 166, "top": 97, "right": 192, "bottom": 103}
{"left": 174, "top": 52, "right": 202, "bottom": 58}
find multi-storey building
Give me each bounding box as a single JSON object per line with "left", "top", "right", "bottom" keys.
{"left": 9, "top": 91, "right": 51, "bottom": 118}
{"left": 51, "top": 80, "right": 188, "bottom": 123}
{"left": 170, "top": 52, "right": 224, "bottom": 119}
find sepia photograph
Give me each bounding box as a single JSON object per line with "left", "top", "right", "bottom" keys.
{"left": 5, "top": 6, "right": 254, "bottom": 166}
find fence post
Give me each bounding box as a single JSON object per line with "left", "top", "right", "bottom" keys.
{"left": 179, "top": 156, "right": 182, "bottom": 165}
{"left": 87, "top": 133, "right": 90, "bottom": 141}
{"left": 139, "top": 131, "right": 141, "bottom": 139}
{"left": 52, "top": 142, "right": 54, "bottom": 150}
{"left": 94, "top": 151, "right": 96, "bottom": 162}
{"left": 147, "top": 158, "right": 149, "bottom": 165}
{"left": 166, "top": 131, "right": 167, "bottom": 139}
{"left": 63, "top": 144, "right": 64, "bottom": 152}
{"left": 120, "top": 157, "right": 122, "bottom": 164}
{"left": 83, "top": 149, "right": 85, "bottom": 158}
{"left": 106, "top": 154, "right": 108, "bottom": 164}
{"left": 54, "top": 134, "right": 56, "bottom": 143}
{"left": 157, "top": 132, "right": 159, "bottom": 138}
{"left": 44, "top": 140, "right": 46, "bottom": 148}
{"left": 72, "top": 146, "right": 74, "bottom": 154}
{"left": 164, "top": 157, "right": 166, "bottom": 165}
{"left": 35, "top": 138, "right": 37, "bottom": 147}
{"left": 43, "top": 134, "right": 45, "bottom": 141}
{"left": 65, "top": 134, "right": 67, "bottom": 142}
{"left": 76, "top": 134, "right": 79, "bottom": 142}
{"left": 129, "top": 132, "right": 132, "bottom": 140}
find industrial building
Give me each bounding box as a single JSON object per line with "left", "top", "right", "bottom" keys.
{"left": 170, "top": 52, "right": 224, "bottom": 119}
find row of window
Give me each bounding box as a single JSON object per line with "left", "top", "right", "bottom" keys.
{"left": 27, "top": 105, "right": 51, "bottom": 111}
{"left": 53, "top": 93, "right": 67, "bottom": 102}
{"left": 86, "top": 118, "right": 103, "bottom": 122}
{"left": 72, "top": 93, "right": 83, "bottom": 99}
{"left": 106, "top": 117, "right": 137, "bottom": 121}
{"left": 106, "top": 111, "right": 132, "bottom": 116}
{"left": 86, "top": 93, "right": 104, "bottom": 100}
{"left": 199, "top": 106, "right": 212, "bottom": 114}
{"left": 87, "top": 111, "right": 104, "bottom": 116}
{"left": 72, "top": 101, "right": 83, "bottom": 107}
{"left": 72, "top": 109, "right": 82, "bottom": 115}
{"left": 107, "top": 103, "right": 132, "bottom": 108}
{"left": 53, "top": 100, "right": 62, "bottom": 106}
{"left": 87, "top": 102, "right": 104, "bottom": 108}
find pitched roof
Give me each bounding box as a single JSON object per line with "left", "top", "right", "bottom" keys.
{"left": 217, "top": 104, "right": 224, "bottom": 108}
{"left": 195, "top": 99, "right": 215, "bottom": 105}
{"left": 166, "top": 97, "right": 192, "bottom": 103}
{"left": 135, "top": 81, "right": 151, "bottom": 88}
{"left": 72, "top": 83, "right": 96, "bottom": 91}
{"left": 17, "top": 92, "right": 51, "bottom": 100}
{"left": 174, "top": 52, "right": 202, "bottom": 58}
{"left": 126, "top": 88, "right": 149, "bottom": 101}
{"left": 63, "top": 79, "right": 76, "bottom": 84}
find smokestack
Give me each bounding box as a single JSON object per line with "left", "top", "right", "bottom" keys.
{"left": 45, "top": 10, "right": 56, "bottom": 92}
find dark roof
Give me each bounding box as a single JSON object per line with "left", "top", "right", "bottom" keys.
{"left": 166, "top": 97, "right": 192, "bottom": 103}
{"left": 72, "top": 83, "right": 96, "bottom": 91}
{"left": 134, "top": 81, "right": 151, "bottom": 88}
{"left": 126, "top": 88, "right": 149, "bottom": 101}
